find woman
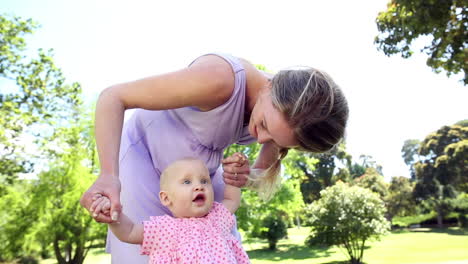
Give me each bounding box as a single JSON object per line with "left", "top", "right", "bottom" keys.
{"left": 80, "top": 53, "right": 348, "bottom": 263}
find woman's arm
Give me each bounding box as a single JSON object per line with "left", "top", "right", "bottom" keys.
{"left": 97, "top": 55, "right": 235, "bottom": 177}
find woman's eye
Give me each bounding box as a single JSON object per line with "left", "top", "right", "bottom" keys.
{"left": 183, "top": 180, "right": 191, "bottom": 184}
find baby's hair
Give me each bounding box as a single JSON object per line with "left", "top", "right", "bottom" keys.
{"left": 160, "top": 157, "right": 204, "bottom": 190}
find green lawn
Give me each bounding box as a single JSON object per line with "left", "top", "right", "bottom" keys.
{"left": 40, "top": 227, "right": 468, "bottom": 264}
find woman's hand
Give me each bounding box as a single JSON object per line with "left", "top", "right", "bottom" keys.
{"left": 222, "top": 152, "right": 250, "bottom": 187}
{"left": 90, "top": 194, "right": 111, "bottom": 218}
{"left": 80, "top": 175, "right": 122, "bottom": 223}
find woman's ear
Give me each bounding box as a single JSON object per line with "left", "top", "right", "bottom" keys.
{"left": 159, "top": 191, "right": 171, "bottom": 207}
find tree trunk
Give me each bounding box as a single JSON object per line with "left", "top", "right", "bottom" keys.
{"left": 53, "top": 238, "right": 66, "bottom": 264}
{"left": 296, "top": 214, "right": 301, "bottom": 228}
{"left": 350, "top": 257, "right": 362, "bottom": 264}
{"left": 72, "top": 242, "right": 85, "bottom": 264}
{"left": 437, "top": 207, "right": 444, "bottom": 228}
{"left": 268, "top": 241, "right": 276, "bottom": 250}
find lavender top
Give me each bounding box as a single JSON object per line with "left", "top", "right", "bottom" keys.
{"left": 107, "top": 53, "right": 255, "bottom": 263}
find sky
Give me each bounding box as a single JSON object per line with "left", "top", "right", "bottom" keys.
{"left": 3, "top": 0, "right": 468, "bottom": 179}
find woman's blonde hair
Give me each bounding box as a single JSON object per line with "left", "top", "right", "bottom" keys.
{"left": 250, "top": 68, "right": 349, "bottom": 200}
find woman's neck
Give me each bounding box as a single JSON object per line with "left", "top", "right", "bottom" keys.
{"left": 245, "top": 71, "right": 272, "bottom": 114}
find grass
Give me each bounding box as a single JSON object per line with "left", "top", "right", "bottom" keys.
{"left": 39, "top": 227, "right": 468, "bottom": 264}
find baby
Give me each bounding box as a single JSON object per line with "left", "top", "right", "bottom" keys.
{"left": 90, "top": 157, "right": 250, "bottom": 264}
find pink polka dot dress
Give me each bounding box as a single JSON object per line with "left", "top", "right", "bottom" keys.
{"left": 140, "top": 202, "right": 251, "bottom": 264}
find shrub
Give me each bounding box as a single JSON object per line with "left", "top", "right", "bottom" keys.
{"left": 306, "top": 182, "right": 390, "bottom": 264}
{"left": 259, "top": 215, "right": 287, "bottom": 250}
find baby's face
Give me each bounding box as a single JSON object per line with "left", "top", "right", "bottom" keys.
{"left": 163, "top": 159, "right": 214, "bottom": 218}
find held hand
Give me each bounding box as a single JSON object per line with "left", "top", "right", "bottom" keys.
{"left": 80, "top": 175, "right": 122, "bottom": 223}
{"left": 222, "top": 152, "right": 250, "bottom": 187}
{"left": 90, "top": 194, "right": 111, "bottom": 217}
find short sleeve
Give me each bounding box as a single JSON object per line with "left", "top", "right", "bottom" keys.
{"left": 140, "top": 216, "right": 172, "bottom": 255}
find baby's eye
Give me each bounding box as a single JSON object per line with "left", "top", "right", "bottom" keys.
{"left": 183, "top": 179, "right": 191, "bottom": 184}
{"left": 201, "top": 179, "right": 208, "bottom": 184}
{"left": 261, "top": 119, "right": 266, "bottom": 128}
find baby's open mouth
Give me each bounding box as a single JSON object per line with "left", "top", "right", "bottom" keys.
{"left": 193, "top": 193, "right": 206, "bottom": 203}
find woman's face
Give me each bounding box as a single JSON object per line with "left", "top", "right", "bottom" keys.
{"left": 248, "top": 90, "right": 298, "bottom": 148}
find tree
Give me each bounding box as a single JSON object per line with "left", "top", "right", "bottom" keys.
{"left": 0, "top": 15, "right": 81, "bottom": 186}
{"left": 413, "top": 124, "right": 468, "bottom": 227}
{"left": 299, "top": 153, "right": 336, "bottom": 203}
{"left": 401, "top": 139, "right": 421, "bottom": 180}
{"left": 375, "top": 0, "right": 467, "bottom": 84}
{"left": 0, "top": 14, "right": 101, "bottom": 263}
{"left": 0, "top": 181, "right": 37, "bottom": 261}
{"left": 299, "top": 143, "right": 351, "bottom": 203}
{"left": 455, "top": 119, "right": 468, "bottom": 127}
{"left": 347, "top": 154, "right": 383, "bottom": 180}
{"left": 353, "top": 168, "right": 389, "bottom": 199}
{"left": 385, "top": 176, "right": 416, "bottom": 222}
{"left": 306, "top": 182, "right": 390, "bottom": 264}
{"left": 236, "top": 176, "right": 305, "bottom": 239}
{"left": 0, "top": 113, "right": 105, "bottom": 264}
{"left": 259, "top": 215, "right": 287, "bottom": 250}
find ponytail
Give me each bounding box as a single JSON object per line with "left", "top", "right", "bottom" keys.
{"left": 246, "top": 148, "right": 288, "bottom": 201}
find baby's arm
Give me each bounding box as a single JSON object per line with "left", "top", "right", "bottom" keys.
{"left": 109, "top": 214, "right": 144, "bottom": 244}
{"left": 222, "top": 183, "right": 241, "bottom": 214}
{"left": 90, "top": 196, "right": 143, "bottom": 244}
{"left": 222, "top": 153, "right": 247, "bottom": 213}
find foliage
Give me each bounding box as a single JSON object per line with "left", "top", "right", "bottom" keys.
{"left": 453, "top": 193, "right": 468, "bottom": 227}
{"left": 385, "top": 176, "right": 416, "bottom": 221}
{"left": 401, "top": 139, "right": 421, "bottom": 180}
{"left": 306, "top": 182, "right": 390, "bottom": 264}
{"left": 414, "top": 124, "right": 468, "bottom": 226}
{"left": 347, "top": 154, "right": 383, "bottom": 180}
{"left": 391, "top": 212, "right": 436, "bottom": 228}
{"left": 0, "top": 113, "right": 106, "bottom": 264}
{"left": 455, "top": 119, "right": 468, "bottom": 127}
{"left": 0, "top": 14, "right": 102, "bottom": 263}
{"left": 236, "top": 177, "right": 305, "bottom": 238}
{"left": 38, "top": 116, "right": 105, "bottom": 264}
{"left": 0, "top": 181, "right": 37, "bottom": 261}
{"left": 375, "top": 0, "right": 467, "bottom": 84}
{"left": 259, "top": 215, "right": 288, "bottom": 250}
{"left": 353, "top": 168, "right": 388, "bottom": 199}
{"left": 225, "top": 142, "right": 307, "bottom": 234}
{"left": 0, "top": 14, "right": 82, "bottom": 186}
{"left": 299, "top": 143, "right": 351, "bottom": 203}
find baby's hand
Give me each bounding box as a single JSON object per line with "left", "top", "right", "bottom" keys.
{"left": 90, "top": 194, "right": 111, "bottom": 218}
{"left": 222, "top": 152, "right": 250, "bottom": 187}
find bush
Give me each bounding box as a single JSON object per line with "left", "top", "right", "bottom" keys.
{"left": 392, "top": 213, "right": 436, "bottom": 228}
{"left": 18, "top": 256, "right": 39, "bottom": 264}
{"left": 259, "top": 215, "right": 287, "bottom": 250}
{"left": 459, "top": 214, "right": 468, "bottom": 228}
{"left": 392, "top": 212, "right": 460, "bottom": 228}
{"left": 305, "top": 230, "right": 334, "bottom": 247}
{"left": 306, "top": 182, "right": 390, "bottom": 264}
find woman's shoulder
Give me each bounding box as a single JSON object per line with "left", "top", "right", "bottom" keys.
{"left": 188, "top": 54, "right": 237, "bottom": 111}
